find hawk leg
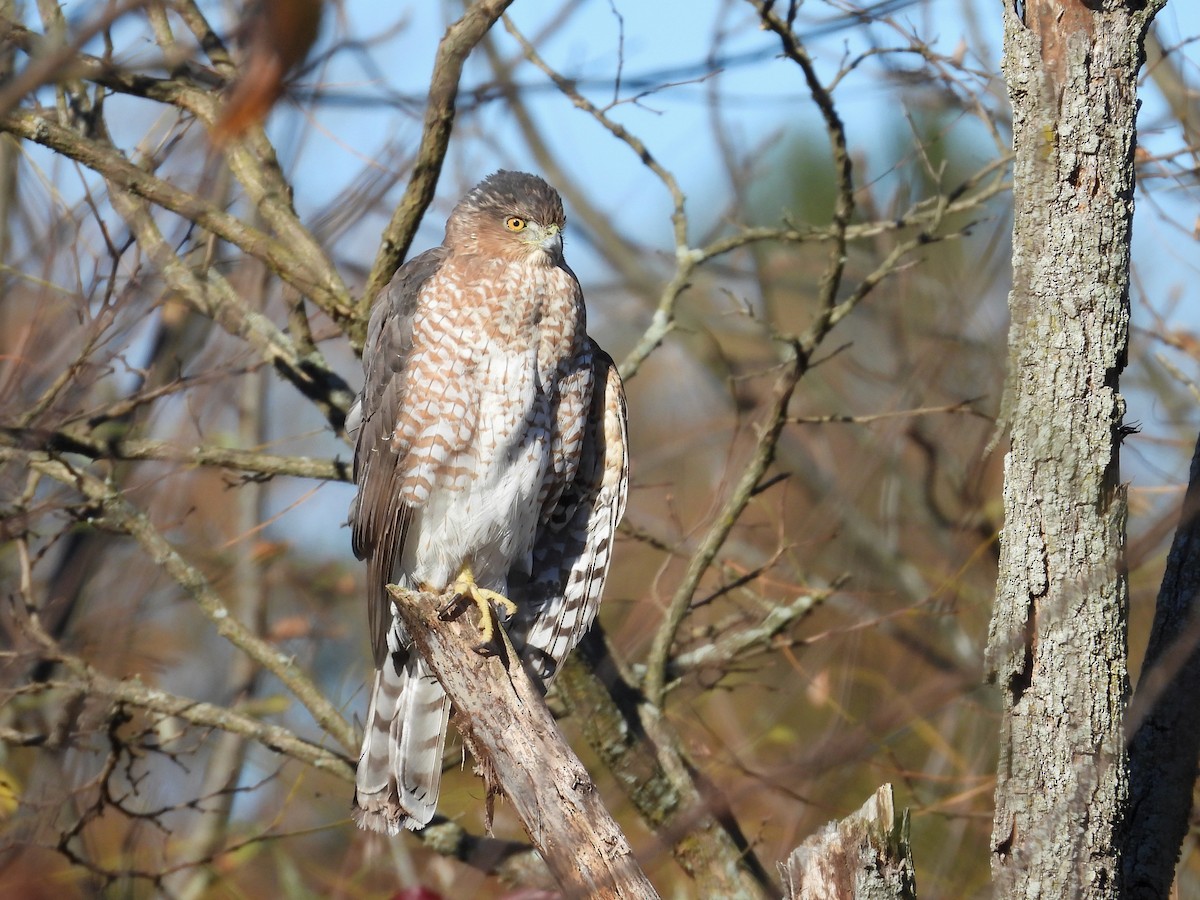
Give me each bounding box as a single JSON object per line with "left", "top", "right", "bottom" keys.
{"left": 438, "top": 565, "right": 517, "bottom": 656}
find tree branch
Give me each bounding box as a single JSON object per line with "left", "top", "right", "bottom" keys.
{"left": 502, "top": 17, "right": 690, "bottom": 383}
{"left": 0, "top": 107, "right": 352, "bottom": 324}
{"left": 13, "top": 592, "right": 553, "bottom": 885}
{"left": 665, "top": 586, "right": 832, "bottom": 678}
{"left": 642, "top": 345, "right": 803, "bottom": 707}
{"left": 361, "top": 0, "right": 517, "bottom": 313}
{"left": 0, "top": 426, "right": 351, "bottom": 482}
{"left": 105, "top": 185, "right": 354, "bottom": 431}
{"left": 14, "top": 605, "right": 352, "bottom": 778}
{"left": 15, "top": 449, "right": 357, "bottom": 754}
{"left": 558, "top": 629, "right": 776, "bottom": 899}
{"left": 387, "top": 585, "right": 659, "bottom": 899}
{"left": 750, "top": 0, "right": 855, "bottom": 318}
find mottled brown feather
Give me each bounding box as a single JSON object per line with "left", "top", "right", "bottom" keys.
{"left": 350, "top": 246, "right": 447, "bottom": 666}
{"left": 348, "top": 171, "right": 627, "bottom": 832}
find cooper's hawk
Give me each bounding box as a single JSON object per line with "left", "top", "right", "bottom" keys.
{"left": 347, "top": 171, "right": 629, "bottom": 834}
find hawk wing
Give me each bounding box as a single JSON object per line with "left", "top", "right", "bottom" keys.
{"left": 511, "top": 341, "right": 629, "bottom": 682}
{"left": 348, "top": 247, "right": 447, "bottom": 667}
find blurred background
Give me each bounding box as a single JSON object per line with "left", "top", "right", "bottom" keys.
{"left": 1, "top": 0, "right": 1199, "bottom": 896}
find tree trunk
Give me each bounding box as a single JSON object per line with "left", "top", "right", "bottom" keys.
{"left": 1123, "top": 430, "right": 1200, "bottom": 897}
{"left": 986, "top": 1, "right": 1164, "bottom": 897}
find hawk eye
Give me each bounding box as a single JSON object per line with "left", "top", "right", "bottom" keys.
{"left": 505, "top": 216, "right": 527, "bottom": 232}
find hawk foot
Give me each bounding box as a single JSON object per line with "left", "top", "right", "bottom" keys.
{"left": 440, "top": 570, "right": 517, "bottom": 655}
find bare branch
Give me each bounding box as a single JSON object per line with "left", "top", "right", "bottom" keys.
{"left": 750, "top": 0, "right": 855, "bottom": 314}
{"left": 502, "top": 18, "right": 690, "bottom": 382}
{"left": 387, "top": 586, "right": 659, "bottom": 899}
{"left": 1, "top": 11, "right": 355, "bottom": 331}
{"left": 0, "top": 0, "right": 148, "bottom": 116}
{"left": 15, "top": 449, "right": 357, "bottom": 753}
{"left": 789, "top": 400, "right": 986, "bottom": 426}
{"left": 558, "top": 629, "right": 777, "bottom": 899}
{"left": 16, "top": 608, "right": 352, "bottom": 778}
{"left": 0, "top": 107, "right": 353, "bottom": 323}
{"left": 105, "top": 186, "right": 354, "bottom": 430}
{"left": 0, "top": 426, "right": 351, "bottom": 482}
{"left": 361, "top": 0, "right": 517, "bottom": 312}
{"left": 667, "top": 587, "right": 832, "bottom": 677}
{"left": 643, "top": 345, "right": 803, "bottom": 707}
{"left": 14, "top": 596, "right": 552, "bottom": 884}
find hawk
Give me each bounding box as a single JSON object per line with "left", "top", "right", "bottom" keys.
{"left": 347, "top": 171, "right": 629, "bottom": 834}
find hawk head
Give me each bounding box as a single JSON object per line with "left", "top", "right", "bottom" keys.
{"left": 446, "top": 170, "right": 568, "bottom": 266}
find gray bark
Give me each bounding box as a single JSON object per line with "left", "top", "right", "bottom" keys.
{"left": 388, "top": 587, "right": 659, "bottom": 900}
{"left": 986, "top": 1, "right": 1164, "bottom": 897}
{"left": 779, "top": 784, "right": 916, "bottom": 900}
{"left": 1123, "top": 431, "right": 1200, "bottom": 897}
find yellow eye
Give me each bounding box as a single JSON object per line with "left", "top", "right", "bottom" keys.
{"left": 505, "top": 216, "right": 527, "bottom": 232}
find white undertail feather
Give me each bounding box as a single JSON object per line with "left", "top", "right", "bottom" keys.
{"left": 352, "top": 619, "right": 450, "bottom": 833}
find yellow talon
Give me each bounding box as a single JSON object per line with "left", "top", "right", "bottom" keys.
{"left": 440, "top": 565, "right": 517, "bottom": 654}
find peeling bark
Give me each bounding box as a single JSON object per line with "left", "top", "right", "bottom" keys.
{"left": 388, "top": 587, "right": 659, "bottom": 900}
{"left": 779, "top": 784, "right": 916, "bottom": 900}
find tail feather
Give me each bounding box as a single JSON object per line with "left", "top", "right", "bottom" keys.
{"left": 353, "top": 622, "right": 450, "bottom": 833}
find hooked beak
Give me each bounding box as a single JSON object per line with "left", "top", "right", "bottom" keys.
{"left": 530, "top": 223, "right": 563, "bottom": 258}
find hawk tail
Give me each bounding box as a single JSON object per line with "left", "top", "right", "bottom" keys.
{"left": 352, "top": 632, "right": 449, "bottom": 834}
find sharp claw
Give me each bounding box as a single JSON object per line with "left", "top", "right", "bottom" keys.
{"left": 443, "top": 568, "right": 518, "bottom": 646}
{"left": 473, "top": 639, "right": 501, "bottom": 657}
{"left": 437, "top": 593, "right": 471, "bottom": 621}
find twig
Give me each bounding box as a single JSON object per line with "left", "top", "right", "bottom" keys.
{"left": 0, "top": 13, "right": 354, "bottom": 328}
{"left": 0, "top": 108, "right": 352, "bottom": 323}
{"left": 503, "top": 18, "right": 689, "bottom": 383}
{"left": 163, "top": 348, "right": 269, "bottom": 900}
{"left": 16, "top": 599, "right": 553, "bottom": 884}
{"left": 695, "top": 152, "right": 1008, "bottom": 256}
{"left": 105, "top": 186, "right": 354, "bottom": 431}
{"left": 168, "top": 2, "right": 352, "bottom": 326}
{"left": 0, "top": 0, "right": 148, "bottom": 116}
{"left": 361, "top": 0, "right": 516, "bottom": 313}
{"left": 558, "top": 628, "right": 777, "bottom": 898}
{"left": 19, "top": 450, "right": 357, "bottom": 753}
{"left": 479, "top": 33, "right": 662, "bottom": 300}
{"left": 790, "top": 399, "right": 986, "bottom": 425}
{"left": 0, "top": 426, "right": 351, "bottom": 482}
{"left": 642, "top": 346, "right": 804, "bottom": 707}
{"left": 18, "top": 613, "right": 351, "bottom": 778}
{"left": 668, "top": 586, "right": 834, "bottom": 676}
{"left": 750, "top": 0, "right": 855, "bottom": 318}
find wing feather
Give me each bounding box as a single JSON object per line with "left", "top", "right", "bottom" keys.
{"left": 512, "top": 340, "right": 629, "bottom": 682}
{"left": 348, "top": 247, "right": 448, "bottom": 667}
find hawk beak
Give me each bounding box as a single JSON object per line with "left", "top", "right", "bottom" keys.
{"left": 535, "top": 224, "right": 563, "bottom": 257}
